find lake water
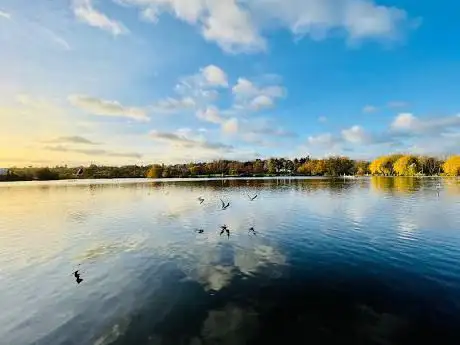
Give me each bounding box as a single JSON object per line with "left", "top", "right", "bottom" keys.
{"left": 0, "top": 177, "right": 459, "bottom": 345}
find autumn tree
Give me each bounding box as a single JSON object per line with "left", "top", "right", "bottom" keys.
{"left": 146, "top": 164, "right": 163, "bottom": 178}
{"left": 370, "top": 155, "right": 402, "bottom": 176}
{"left": 354, "top": 161, "right": 370, "bottom": 176}
{"left": 393, "top": 155, "right": 419, "bottom": 176}
{"left": 443, "top": 155, "right": 460, "bottom": 176}
{"left": 313, "top": 160, "right": 327, "bottom": 176}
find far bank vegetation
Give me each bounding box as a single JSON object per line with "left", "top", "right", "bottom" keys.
{"left": 1, "top": 155, "right": 458, "bottom": 182}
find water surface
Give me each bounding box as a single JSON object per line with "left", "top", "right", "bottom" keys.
{"left": 0, "top": 177, "right": 459, "bottom": 345}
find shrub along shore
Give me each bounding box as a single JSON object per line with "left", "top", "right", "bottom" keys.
{"left": 1, "top": 155, "right": 459, "bottom": 181}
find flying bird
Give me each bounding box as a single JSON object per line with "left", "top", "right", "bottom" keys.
{"left": 198, "top": 197, "right": 205, "bottom": 204}
{"left": 73, "top": 270, "right": 83, "bottom": 284}
{"left": 220, "top": 199, "right": 230, "bottom": 210}
{"left": 248, "top": 227, "right": 257, "bottom": 235}
{"left": 248, "top": 194, "right": 258, "bottom": 201}
{"left": 220, "top": 225, "right": 230, "bottom": 238}
{"left": 195, "top": 229, "right": 204, "bottom": 234}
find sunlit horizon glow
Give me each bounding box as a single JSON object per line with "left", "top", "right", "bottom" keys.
{"left": 1, "top": 0, "right": 459, "bottom": 167}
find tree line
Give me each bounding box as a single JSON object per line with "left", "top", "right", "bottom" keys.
{"left": 369, "top": 154, "right": 459, "bottom": 177}
{"left": 1, "top": 154, "right": 458, "bottom": 182}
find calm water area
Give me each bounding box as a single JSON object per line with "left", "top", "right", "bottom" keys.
{"left": 0, "top": 177, "right": 459, "bottom": 345}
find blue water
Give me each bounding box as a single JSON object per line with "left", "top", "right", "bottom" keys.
{"left": 0, "top": 177, "right": 459, "bottom": 345}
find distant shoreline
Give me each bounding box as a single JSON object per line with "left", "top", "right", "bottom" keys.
{"left": 1, "top": 175, "right": 456, "bottom": 187}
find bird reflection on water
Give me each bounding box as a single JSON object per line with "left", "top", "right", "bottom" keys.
{"left": 220, "top": 225, "right": 230, "bottom": 238}
{"left": 73, "top": 270, "right": 83, "bottom": 284}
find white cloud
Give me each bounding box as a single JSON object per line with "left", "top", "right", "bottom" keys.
{"left": 391, "top": 113, "right": 416, "bottom": 130}
{"left": 116, "top": 0, "right": 415, "bottom": 53}
{"left": 174, "top": 65, "right": 228, "bottom": 104}
{"left": 222, "top": 118, "right": 239, "bottom": 134}
{"left": 250, "top": 95, "right": 274, "bottom": 110}
{"left": 0, "top": 10, "right": 11, "bottom": 20}
{"left": 232, "top": 78, "right": 258, "bottom": 96}
{"left": 45, "top": 145, "right": 142, "bottom": 158}
{"left": 42, "top": 28, "right": 72, "bottom": 51}
{"left": 391, "top": 113, "right": 460, "bottom": 134}
{"left": 68, "top": 94, "right": 149, "bottom": 122}
{"left": 201, "top": 65, "right": 228, "bottom": 87}
{"left": 308, "top": 133, "right": 337, "bottom": 148}
{"left": 341, "top": 0, "right": 408, "bottom": 40}
{"left": 178, "top": 65, "right": 228, "bottom": 90}
{"left": 362, "top": 105, "right": 378, "bottom": 113}
{"left": 118, "top": 0, "right": 265, "bottom": 53}
{"left": 151, "top": 97, "right": 196, "bottom": 114}
{"left": 233, "top": 78, "right": 285, "bottom": 98}
{"left": 196, "top": 106, "right": 224, "bottom": 124}
{"left": 232, "top": 77, "right": 285, "bottom": 111}
{"left": 342, "top": 125, "right": 370, "bottom": 144}
{"left": 150, "top": 130, "right": 233, "bottom": 151}
{"left": 43, "top": 136, "right": 99, "bottom": 145}
{"left": 200, "top": 0, "right": 265, "bottom": 53}
{"left": 73, "top": 0, "right": 128, "bottom": 36}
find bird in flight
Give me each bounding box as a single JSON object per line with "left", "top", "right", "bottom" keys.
{"left": 220, "top": 225, "right": 230, "bottom": 238}
{"left": 248, "top": 194, "right": 258, "bottom": 201}
{"left": 248, "top": 227, "right": 257, "bottom": 235}
{"left": 195, "top": 229, "right": 204, "bottom": 234}
{"left": 198, "top": 197, "right": 205, "bottom": 204}
{"left": 220, "top": 199, "right": 230, "bottom": 210}
{"left": 73, "top": 270, "right": 83, "bottom": 284}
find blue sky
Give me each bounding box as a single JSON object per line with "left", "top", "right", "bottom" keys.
{"left": 0, "top": 0, "right": 459, "bottom": 166}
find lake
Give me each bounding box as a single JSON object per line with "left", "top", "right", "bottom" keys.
{"left": 0, "top": 177, "right": 459, "bottom": 345}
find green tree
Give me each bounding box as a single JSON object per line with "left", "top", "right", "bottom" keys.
{"left": 253, "top": 160, "right": 264, "bottom": 175}
{"left": 35, "top": 168, "right": 59, "bottom": 180}
{"left": 354, "top": 161, "right": 370, "bottom": 176}
{"left": 419, "top": 156, "right": 442, "bottom": 175}
{"left": 267, "top": 159, "right": 277, "bottom": 175}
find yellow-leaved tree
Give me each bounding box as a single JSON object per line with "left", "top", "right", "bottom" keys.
{"left": 370, "top": 155, "right": 402, "bottom": 175}
{"left": 393, "top": 155, "right": 419, "bottom": 176}
{"left": 146, "top": 164, "right": 164, "bottom": 178}
{"left": 443, "top": 156, "right": 460, "bottom": 176}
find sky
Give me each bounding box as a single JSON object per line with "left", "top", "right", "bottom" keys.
{"left": 0, "top": 0, "right": 459, "bottom": 167}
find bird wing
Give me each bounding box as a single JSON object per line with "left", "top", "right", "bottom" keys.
{"left": 220, "top": 199, "right": 225, "bottom": 208}
{"left": 253, "top": 195, "right": 258, "bottom": 200}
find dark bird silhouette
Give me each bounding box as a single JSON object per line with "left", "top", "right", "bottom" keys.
{"left": 248, "top": 227, "right": 257, "bottom": 235}
{"left": 198, "top": 197, "right": 205, "bottom": 204}
{"left": 73, "top": 270, "right": 83, "bottom": 284}
{"left": 195, "top": 229, "right": 204, "bottom": 234}
{"left": 248, "top": 194, "right": 258, "bottom": 201}
{"left": 220, "top": 199, "right": 230, "bottom": 210}
{"left": 220, "top": 225, "right": 230, "bottom": 238}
